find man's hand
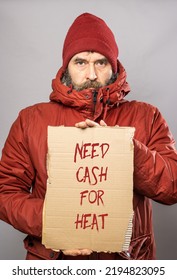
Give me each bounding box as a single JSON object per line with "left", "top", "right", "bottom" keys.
{"left": 62, "top": 249, "right": 93, "bottom": 256}
{"left": 75, "top": 119, "right": 107, "bottom": 128}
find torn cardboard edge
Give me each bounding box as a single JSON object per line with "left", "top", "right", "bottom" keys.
{"left": 42, "top": 126, "right": 135, "bottom": 252}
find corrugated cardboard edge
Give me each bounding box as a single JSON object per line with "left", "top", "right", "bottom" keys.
{"left": 122, "top": 212, "right": 134, "bottom": 251}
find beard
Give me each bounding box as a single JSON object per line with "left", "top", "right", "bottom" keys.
{"left": 61, "top": 69, "right": 117, "bottom": 91}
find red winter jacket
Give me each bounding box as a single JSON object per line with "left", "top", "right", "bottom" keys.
{"left": 0, "top": 61, "right": 177, "bottom": 260}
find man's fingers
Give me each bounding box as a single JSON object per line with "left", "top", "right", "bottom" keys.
{"left": 75, "top": 119, "right": 107, "bottom": 128}
{"left": 75, "top": 119, "right": 98, "bottom": 128}
{"left": 62, "top": 249, "right": 81, "bottom": 256}
{"left": 75, "top": 121, "right": 88, "bottom": 129}
{"left": 100, "top": 120, "right": 107, "bottom": 126}
{"left": 85, "top": 119, "right": 100, "bottom": 127}
{"left": 62, "top": 249, "right": 93, "bottom": 256}
{"left": 80, "top": 249, "right": 93, "bottom": 255}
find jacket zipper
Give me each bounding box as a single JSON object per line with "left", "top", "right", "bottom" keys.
{"left": 92, "top": 90, "right": 98, "bottom": 116}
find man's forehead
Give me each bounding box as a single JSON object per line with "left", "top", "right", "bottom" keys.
{"left": 71, "top": 51, "right": 107, "bottom": 61}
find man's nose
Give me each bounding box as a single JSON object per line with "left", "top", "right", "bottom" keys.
{"left": 86, "top": 64, "right": 97, "bottom": 81}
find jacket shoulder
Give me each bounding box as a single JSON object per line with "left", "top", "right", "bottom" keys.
{"left": 19, "top": 101, "right": 56, "bottom": 114}
{"left": 125, "top": 100, "right": 158, "bottom": 112}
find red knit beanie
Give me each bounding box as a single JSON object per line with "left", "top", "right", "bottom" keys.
{"left": 62, "top": 13, "right": 119, "bottom": 73}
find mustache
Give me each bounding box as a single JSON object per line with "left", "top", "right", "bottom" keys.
{"left": 61, "top": 69, "right": 118, "bottom": 92}
{"left": 77, "top": 80, "right": 103, "bottom": 90}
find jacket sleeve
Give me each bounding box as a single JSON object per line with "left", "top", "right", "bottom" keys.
{"left": 0, "top": 111, "right": 43, "bottom": 237}
{"left": 133, "top": 107, "right": 177, "bottom": 205}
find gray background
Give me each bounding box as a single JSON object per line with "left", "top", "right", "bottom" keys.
{"left": 0, "top": 0, "right": 177, "bottom": 260}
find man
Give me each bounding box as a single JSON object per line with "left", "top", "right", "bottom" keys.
{"left": 0, "top": 13, "right": 177, "bottom": 260}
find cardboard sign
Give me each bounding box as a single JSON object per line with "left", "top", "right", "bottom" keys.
{"left": 42, "top": 126, "right": 135, "bottom": 252}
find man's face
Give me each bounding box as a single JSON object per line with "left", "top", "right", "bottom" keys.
{"left": 67, "top": 52, "right": 113, "bottom": 91}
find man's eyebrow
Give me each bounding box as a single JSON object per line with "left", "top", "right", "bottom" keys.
{"left": 73, "top": 57, "right": 87, "bottom": 63}
{"left": 73, "top": 57, "right": 108, "bottom": 63}
{"left": 95, "top": 58, "right": 108, "bottom": 63}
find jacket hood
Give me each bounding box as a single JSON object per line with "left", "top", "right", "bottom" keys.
{"left": 50, "top": 60, "right": 130, "bottom": 120}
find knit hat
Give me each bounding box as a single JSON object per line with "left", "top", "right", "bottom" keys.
{"left": 62, "top": 13, "right": 119, "bottom": 73}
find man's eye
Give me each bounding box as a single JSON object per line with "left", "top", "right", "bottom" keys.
{"left": 75, "top": 60, "right": 86, "bottom": 66}
{"left": 95, "top": 60, "right": 107, "bottom": 67}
